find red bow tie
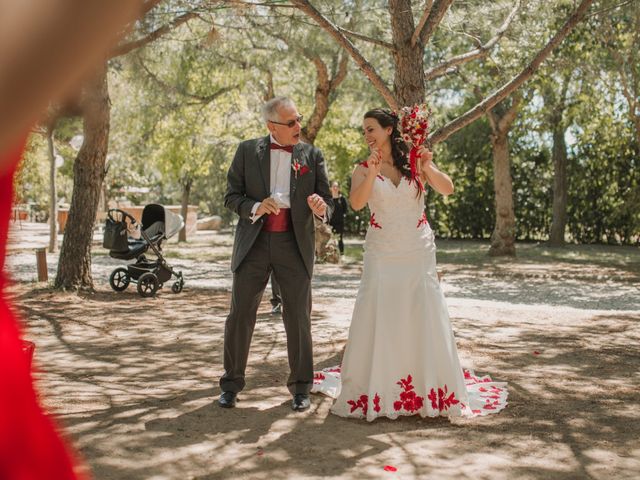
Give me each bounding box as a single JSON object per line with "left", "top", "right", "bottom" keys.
{"left": 270, "top": 143, "right": 293, "bottom": 153}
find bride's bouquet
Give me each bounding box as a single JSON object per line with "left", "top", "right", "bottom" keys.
{"left": 397, "top": 103, "right": 431, "bottom": 191}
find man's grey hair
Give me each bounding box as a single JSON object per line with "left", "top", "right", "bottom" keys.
{"left": 261, "top": 96, "right": 295, "bottom": 123}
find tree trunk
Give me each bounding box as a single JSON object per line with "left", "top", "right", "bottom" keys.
{"left": 489, "top": 131, "right": 516, "bottom": 256}
{"left": 389, "top": 0, "right": 425, "bottom": 106}
{"left": 55, "top": 64, "right": 110, "bottom": 291}
{"left": 301, "top": 89, "right": 329, "bottom": 145}
{"left": 548, "top": 122, "right": 568, "bottom": 246}
{"left": 179, "top": 179, "right": 192, "bottom": 243}
{"left": 47, "top": 127, "right": 58, "bottom": 253}
{"left": 487, "top": 97, "right": 521, "bottom": 256}
{"left": 545, "top": 73, "right": 571, "bottom": 246}
{"left": 300, "top": 52, "right": 348, "bottom": 144}
{"left": 102, "top": 181, "right": 109, "bottom": 212}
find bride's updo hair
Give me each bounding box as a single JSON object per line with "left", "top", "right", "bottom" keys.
{"left": 364, "top": 108, "right": 411, "bottom": 180}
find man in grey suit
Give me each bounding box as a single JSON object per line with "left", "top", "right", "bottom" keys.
{"left": 219, "top": 96, "right": 333, "bottom": 411}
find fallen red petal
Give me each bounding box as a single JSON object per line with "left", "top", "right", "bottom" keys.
{"left": 384, "top": 465, "right": 398, "bottom": 472}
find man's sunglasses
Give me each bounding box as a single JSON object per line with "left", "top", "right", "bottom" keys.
{"left": 268, "top": 115, "right": 303, "bottom": 128}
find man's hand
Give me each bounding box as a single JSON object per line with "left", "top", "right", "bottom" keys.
{"left": 255, "top": 197, "right": 280, "bottom": 216}
{"left": 307, "top": 193, "right": 327, "bottom": 217}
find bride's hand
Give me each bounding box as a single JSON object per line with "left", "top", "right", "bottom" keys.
{"left": 366, "top": 148, "right": 382, "bottom": 177}
{"left": 416, "top": 145, "right": 433, "bottom": 177}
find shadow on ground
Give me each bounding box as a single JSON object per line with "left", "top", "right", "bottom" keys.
{"left": 10, "top": 283, "right": 640, "bottom": 480}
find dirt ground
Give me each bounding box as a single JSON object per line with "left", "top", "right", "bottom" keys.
{"left": 5, "top": 226, "right": 640, "bottom": 479}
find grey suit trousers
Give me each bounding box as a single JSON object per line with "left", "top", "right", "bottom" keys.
{"left": 220, "top": 229, "right": 313, "bottom": 395}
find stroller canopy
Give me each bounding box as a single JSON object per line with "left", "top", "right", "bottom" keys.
{"left": 142, "top": 204, "right": 184, "bottom": 240}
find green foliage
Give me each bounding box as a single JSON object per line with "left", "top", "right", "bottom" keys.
{"left": 14, "top": 120, "right": 80, "bottom": 219}
{"left": 428, "top": 117, "right": 495, "bottom": 239}
{"left": 510, "top": 133, "right": 553, "bottom": 240}
{"left": 15, "top": 0, "right": 638, "bottom": 247}
{"left": 568, "top": 112, "right": 639, "bottom": 244}
{"left": 108, "top": 17, "right": 266, "bottom": 214}
{"left": 14, "top": 135, "right": 49, "bottom": 212}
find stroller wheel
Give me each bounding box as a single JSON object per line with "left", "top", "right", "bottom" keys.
{"left": 171, "top": 281, "right": 183, "bottom": 294}
{"left": 137, "top": 272, "right": 159, "bottom": 298}
{"left": 109, "top": 268, "right": 130, "bottom": 292}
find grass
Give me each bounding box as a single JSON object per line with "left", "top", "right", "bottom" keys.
{"left": 342, "top": 241, "right": 364, "bottom": 264}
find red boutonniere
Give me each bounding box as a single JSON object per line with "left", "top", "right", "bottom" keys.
{"left": 292, "top": 161, "right": 310, "bottom": 179}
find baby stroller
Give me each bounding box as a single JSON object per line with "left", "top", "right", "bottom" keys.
{"left": 103, "top": 204, "right": 185, "bottom": 297}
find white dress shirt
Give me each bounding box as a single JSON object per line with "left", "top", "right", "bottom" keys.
{"left": 251, "top": 135, "right": 292, "bottom": 222}
{"left": 251, "top": 135, "right": 327, "bottom": 223}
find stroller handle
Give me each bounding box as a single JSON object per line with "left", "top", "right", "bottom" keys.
{"left": 107, "top": 208, "right": 137, "bottom": 225}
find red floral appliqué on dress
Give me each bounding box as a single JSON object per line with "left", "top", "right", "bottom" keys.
{"left": 373, "top": 393, "right": 381, "bottom": 412}
{"left": 347, "top": 393, "right": 381, "bottom": 415}
{"left": 393, "top": 375, "right": 425, "bottom": 413}
{"left": 369, "top": 213, "right": 382, "bottom": 229}
{"left": 427, "top": 385, "right": 460, "bottom": 412}
{"left": 416, "top": 211, "right": 428, "bottom": 228}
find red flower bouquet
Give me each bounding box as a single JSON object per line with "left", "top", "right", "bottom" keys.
{"left": 398, "top": 103, "right": 431, "bottom": 191}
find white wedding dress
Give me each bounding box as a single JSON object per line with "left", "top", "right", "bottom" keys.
{"left": 312, "top": 171, "right": 508, "bottom": 421}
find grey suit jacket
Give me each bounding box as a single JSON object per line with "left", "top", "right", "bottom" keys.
{"left": 224, "top": 135, "right": 334, "bottom": 278}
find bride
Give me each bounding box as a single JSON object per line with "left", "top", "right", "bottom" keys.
{"left": 312, "top": 108, "right": 508, "bottom": 420}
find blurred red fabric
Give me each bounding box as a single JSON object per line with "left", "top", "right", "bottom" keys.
{"left": 0, "top": 138, "right": 83, "bottom": 480}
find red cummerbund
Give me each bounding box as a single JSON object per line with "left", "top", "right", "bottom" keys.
{"left": 262, "top": 208, "right": 292, "bottom": 232}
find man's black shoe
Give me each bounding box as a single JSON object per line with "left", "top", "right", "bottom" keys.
{"left": 291, "top": 393, "right": 310, "bottom": 411}
{"left": 218, "top": 391, "right": 237, "bottom": 408}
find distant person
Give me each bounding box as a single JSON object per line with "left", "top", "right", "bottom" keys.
{"left": 329, "top": 181, "right": 348, "bottom": 255}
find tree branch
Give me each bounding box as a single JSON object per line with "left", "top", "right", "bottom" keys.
{"left": 424, "top": 0, "right": 521, "bottom": 81}
{"left": 291, "top": 0, "right": 398, "bottom": 109}
{"left": 263, "top": 68, "right": 275, "bottom": 101}
{"left": 310, "top": 54, "right": 330, "bottom": 86}
{"left": 297, "top": 46, "right": 349, "bottom": 143}
{"left": 411, "top": 0, "right": 433, "bottom": 48}
{"left": 139, "top": 58, "right": 235, "bottom": 104}
{"left": 496, "top": 92, "right": 522, "bottom": 132}
{"left": 417, "top": 0, "right": 454, "bottom": 48}
{"left": 330, "top": 50, "right": 349, "bottom": 90}
{"left": 428, "top": 0, "right": 595, "bottom": 145}
{"left": 111, "top": 11, "right": 199, "bottom": 58}
{"left": 610, "top": 48, "right": 637, "bottom": 115}
{"left": 337, "top": 26, "right": 395, "bottom": 50}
